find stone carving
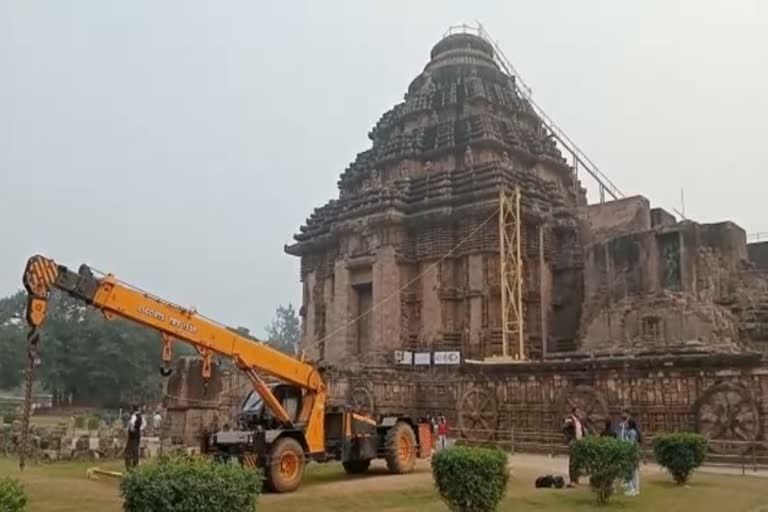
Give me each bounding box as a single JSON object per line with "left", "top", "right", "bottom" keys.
{"left": 350, "top": 386, "right": 375, "bottom": 417}
{"left": 370, "top": 169, "right": 381, "bottom": 189}
{"left": 420, "top": 72, "right": 436, "bottom": 94}
{"left": 463, "top": 146, "right": 474, "bottom": 169}
{"left": 660, "top": 236, "right": 682, "bottom": 290}
{"left": 457, "top": 385, "right": 498, "bottom": 441}
{"left": 398, "top": 159, "right": 410, "bottom": 179}
{"left": 695, "top": 382, "right": 760, "bottom": 454}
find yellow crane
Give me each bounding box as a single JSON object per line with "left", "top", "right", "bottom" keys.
{"left": 20, "top": 255, "right": 425, "bottom": 492}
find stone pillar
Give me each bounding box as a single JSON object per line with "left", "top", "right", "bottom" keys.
{"left": 372, "top": 246, "right": 402, "bottom": 360}
{"left": 327, "top": 260, "right": 351, "bottom": 364}
{"left": 302, "top": 271, "right": 318, "bottom": 360}
{"left": 539, "top": 226, "right": 550, "bottom": 358}
{"left": 421, "top": 260, "right": 442, "bottom": 349}
{"left": 322, "top": 274, "right": 335, "bottom": 361}
{"left": 467, "top": 254, "right": 483, "bottom": 354}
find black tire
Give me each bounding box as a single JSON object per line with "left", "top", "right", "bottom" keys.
{"left": 342, "top": 459, "right": 371, "bottom": 474}
{"left": 384, "top": 421, "right": 417, "bottom": 474}
{"left": 265, "top": 437, "right": 305, "bottom": 493}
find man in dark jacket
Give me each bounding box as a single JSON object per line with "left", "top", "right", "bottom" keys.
{"left": 125, "top": 405, "right": 144, "bottom": 471}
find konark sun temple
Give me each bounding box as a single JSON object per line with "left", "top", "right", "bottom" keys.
{"left": 168, "top": 27, "right": 768, "bottom": 455}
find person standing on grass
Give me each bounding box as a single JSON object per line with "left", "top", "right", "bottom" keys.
{"left": 437, "top": 416, "right": 449, "bottom": 451}
{"left": 430, "top": 415, "right": 438, "bottom": 454}
{"left": 620, "top": 418, "right": 641, "bottom": 496}
{"left": 563, "top": 407, "right": 584, "bottom": 488}
{"left": 152, "top": 410, "right": 162, "bottom": 435}
{"left": 125, "top": 405, "right": 145, "bottom": 471}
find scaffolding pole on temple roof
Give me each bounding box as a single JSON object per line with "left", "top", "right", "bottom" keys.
{"left": 498, "top": 186, "right": 524, "bottom": 361}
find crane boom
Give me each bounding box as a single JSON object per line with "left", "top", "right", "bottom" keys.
{"left": 24, "top": 256, "right": 322, "bottom": 390}
{"left": 22, "top": 255, "right": 326, "bottom": 449}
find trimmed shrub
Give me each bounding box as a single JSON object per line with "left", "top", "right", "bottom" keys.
{"left": 431, "top": 446, "right": 509, "bottom": 512}
{"left": 86, "top": 416, "right": 100, "bottom": 431}
{"left": 571, "top": 436, "right": 639, "bottom": 505}
{"left": 653, "top": 433, "right": 708, "bottom": 484}
{"left": 0, "top": 477, "right": 27, "bottom": 512}
{"left": 74, "top": 416, "right": 86, "bottom": 429}
{"left": 121, "top": 455, "right": 261, "bottom": 512}
{"left": 2, "top": 413, "right": 16, "bottom": 425}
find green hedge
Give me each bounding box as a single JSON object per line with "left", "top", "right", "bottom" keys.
{"left": 0, "top": 477, "right": 27, "bottom": 512}
{"left": 653, "top": 433, "right": 708, "bottom": 484}
{"left": 121, "top": 456, "right": 261, "bottom": 512}
{"left": 86, "top": 416, "right": 100, "bottom": 431}
{"left": 571, "top": 436, "right": 639, "bottom": 505}
{"left": 2, "top": 413, "right": 16, "bottom": 425}
{"left": 431, "top": 446, "right": 509, "bottom": 512}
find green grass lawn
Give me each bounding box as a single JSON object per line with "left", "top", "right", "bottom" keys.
{"left": 1, "top": 456, "right": 767, "bottom": 512}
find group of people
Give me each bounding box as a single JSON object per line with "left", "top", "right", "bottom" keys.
{"left": 429, "top": 415, "right": 450, "bottom": 454}
{"left": 563, "top": 407, "right": 641, "bottom": 496}
{"left": 124, "top": 405, "right": 163, "bottom": 471}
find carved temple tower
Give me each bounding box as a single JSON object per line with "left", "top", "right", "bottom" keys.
{"left": 285, "top": 33, "right": 588, "bottom": 365}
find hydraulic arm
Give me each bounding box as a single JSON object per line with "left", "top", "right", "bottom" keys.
{"left": 19, "top": 255, "right": 327, "bottom": 466}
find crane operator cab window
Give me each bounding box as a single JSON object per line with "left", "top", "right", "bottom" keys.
{"left": 238, "top": 384, "right": 303, "bottom": 428}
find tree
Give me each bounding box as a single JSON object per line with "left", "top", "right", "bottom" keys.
{"left": 0, "top": 289, "right": 189, "bottom": 407}
{"left": 121, "top": 455, "right": 261, "bottom": 512}
{"left": 0, "top": 325, "right": 25, "bottom": 389}
{"left": 0, "top": 291, "right": 28, "bottom": 389}
{"left": 653, "top": 433, "right": 708, "bottom": 484}
{"left": 571, "top": 436, "right": 639, "bottom": 505}
{"left": 264, "top": 304, "right": 301, "bottom": 355}
{"left": 431, "top": 446, "right": 509, "bottom": 512}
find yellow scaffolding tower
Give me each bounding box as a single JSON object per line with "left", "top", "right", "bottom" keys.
{"left": 499, "top": 186, "right": 525, "bottom": 360}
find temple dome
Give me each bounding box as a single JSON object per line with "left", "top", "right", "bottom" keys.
{"left": 430, "top": 33, "right": 495, "bottom": 60}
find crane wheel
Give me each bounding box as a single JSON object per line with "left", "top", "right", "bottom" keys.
{"left": 342, "top": 459, "right": 371, "bottom": 475}
{"left": 384, "top": 421, "right": 416, "bottom": 474}
{"left": 266, "top": 437, "right": 305, "bottom": 493}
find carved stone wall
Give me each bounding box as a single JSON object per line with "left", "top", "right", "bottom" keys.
{"left": 326, "top": 354, "right": 766, "bottom": 453}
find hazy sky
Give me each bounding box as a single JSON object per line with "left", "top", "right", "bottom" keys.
{"left": 2, "top": 1, "right": 766, "bottom": 336}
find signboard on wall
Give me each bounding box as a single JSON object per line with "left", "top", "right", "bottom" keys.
{"left": 434, "top": 351, "right": 461, "bottom": 365}
{"left": 394, "top": 351, "right": 413, "bottom": 365}
{"left": 414, "top": 352, "right": 431, "bottom": 365}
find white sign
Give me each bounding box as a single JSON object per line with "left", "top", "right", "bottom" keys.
{"left": 394, "top": 351, "right": 413, "bottom": 365}
{"left": 434, "top": 351, "right": 461, "bottom": 365}
{"left": 414, "top": 352, "right": 431, "bottom": 365}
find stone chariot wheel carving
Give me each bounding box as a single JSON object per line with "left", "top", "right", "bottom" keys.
{"left": 350, "top": 386, "right": 375, "bottom": 417}
{"left": 561, "top": 385, "right": 609, "bottom": 435}
{"left": 695, "top": 382, "right": 760, "bottom": 454}
{"left": 457, "top": 385, "right": 499, "bottom": 441}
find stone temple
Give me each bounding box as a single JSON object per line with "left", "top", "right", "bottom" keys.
{"left": 168, "top": 30, "right": 768, "bottom": 453}
{"left": 285, "top": 32, "right": 588, "bottom": 364}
